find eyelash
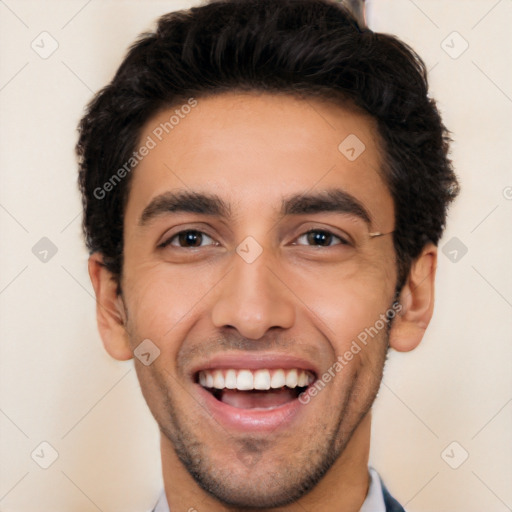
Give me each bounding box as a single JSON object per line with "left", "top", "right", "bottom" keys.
{"left": 158, "top": 229, "right": 351, "bottom": 249}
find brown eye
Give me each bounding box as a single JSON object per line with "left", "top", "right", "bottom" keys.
{"left": 161, "top": 230, "right": 216, "bottom": 248}
{"left": 295, "top": 230, "right": 349, "bottom": 247}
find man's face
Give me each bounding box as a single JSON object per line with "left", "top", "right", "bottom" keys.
{"left": 120, "top": 93, "right": 397, "bottom": 507}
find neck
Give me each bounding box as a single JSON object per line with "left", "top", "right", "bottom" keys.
{"left": 160, "top": 412, "right": 372, "bottom": 512}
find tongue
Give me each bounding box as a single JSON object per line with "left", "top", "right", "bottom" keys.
{"left": 220, "top": 388, "right": 297, "bottom": 409}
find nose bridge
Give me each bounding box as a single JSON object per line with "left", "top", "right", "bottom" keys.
{"left": 211, "top": 244, "right": 295, "bottom": 340}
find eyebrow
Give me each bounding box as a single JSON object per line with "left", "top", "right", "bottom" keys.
{"left": 138, "top": 188, "right": 372, "bottom": 226}
{"left": 281, "top": 189, "right": 372, "bottom": 225}
{"left": 139, "top": 190, "right": 231, "bottom": 225}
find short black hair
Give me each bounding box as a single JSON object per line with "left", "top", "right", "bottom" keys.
{"left": 77, "top": 0, "right": 459, "bottom": 290}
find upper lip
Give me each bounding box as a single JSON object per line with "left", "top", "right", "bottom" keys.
{"left": 190, "top": 353, "right": 319, "bottom": 379}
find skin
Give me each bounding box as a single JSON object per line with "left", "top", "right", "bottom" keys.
{"left": 89, "top": 93, "right": 437, "bottom": 512}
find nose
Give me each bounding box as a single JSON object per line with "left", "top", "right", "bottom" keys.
{"left": 211, "top": 248, "right": 296, "bottom": 340}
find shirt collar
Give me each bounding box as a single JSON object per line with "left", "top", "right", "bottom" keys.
{"left": 153, "top": 467, "right": 386, "bottom": 512}
{"left": 360, "top": 466, "right": 386, "bottom": 512}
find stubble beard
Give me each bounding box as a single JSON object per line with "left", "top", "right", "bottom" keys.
{"left": 148, "top": 343, "right": 388, "bottom": 510}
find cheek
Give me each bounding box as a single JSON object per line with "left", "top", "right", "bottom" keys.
{"left": 122, "top": 243, "right": 396, "bottom": 355}
{"left": 122, "top": 261, "right": 221, "bottom": 344}
{"left": 290, "top": 262, "right": 394, "bottom": 351}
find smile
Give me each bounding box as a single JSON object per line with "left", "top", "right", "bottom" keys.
{"left": 198, "top": 368, "right": 315, "bottom": 409}
{"left": 193, "top": 357, "right": 319, "bottom": 431}
{"left": 200, "top": 368, "right": 315, "bottom": 391}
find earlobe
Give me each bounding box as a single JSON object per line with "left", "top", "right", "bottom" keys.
{"left": 389, "top": 243, "right": 437, "bottom": 352}
{"left": 88, "top": 254, "right": 133, "bottom": 361}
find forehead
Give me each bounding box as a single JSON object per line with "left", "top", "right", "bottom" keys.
{"left": 124, "top": 92, "right": 394, "bottom": 227}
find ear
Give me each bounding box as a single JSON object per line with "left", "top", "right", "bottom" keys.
{"left": 389, "top": 243, "right": 437, "bottom": 352}
{"left": 88, "top": 253, "right": 133, "bottom": 361}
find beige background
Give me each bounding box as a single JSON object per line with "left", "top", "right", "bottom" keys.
{"left": 0, "top": 1, "right": 511, "bottom": 511}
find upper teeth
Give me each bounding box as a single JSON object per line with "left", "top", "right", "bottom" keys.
{"left": 198, "top": 368, "right": 314, "bottom": 391}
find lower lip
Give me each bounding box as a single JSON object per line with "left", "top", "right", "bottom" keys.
{"left": 196, "top": 384, "right": 308, "bottom": 432}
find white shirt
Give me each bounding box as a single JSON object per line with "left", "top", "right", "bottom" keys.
{"left": 360, "top": 467, "right": 386, "bottom": 512}
{"left": 153, "top": 467, "right": 386, "bottom": 512}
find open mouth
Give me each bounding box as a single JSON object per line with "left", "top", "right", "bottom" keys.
{"left": 197, "top": 368, "right": 315, "bottom": 410}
